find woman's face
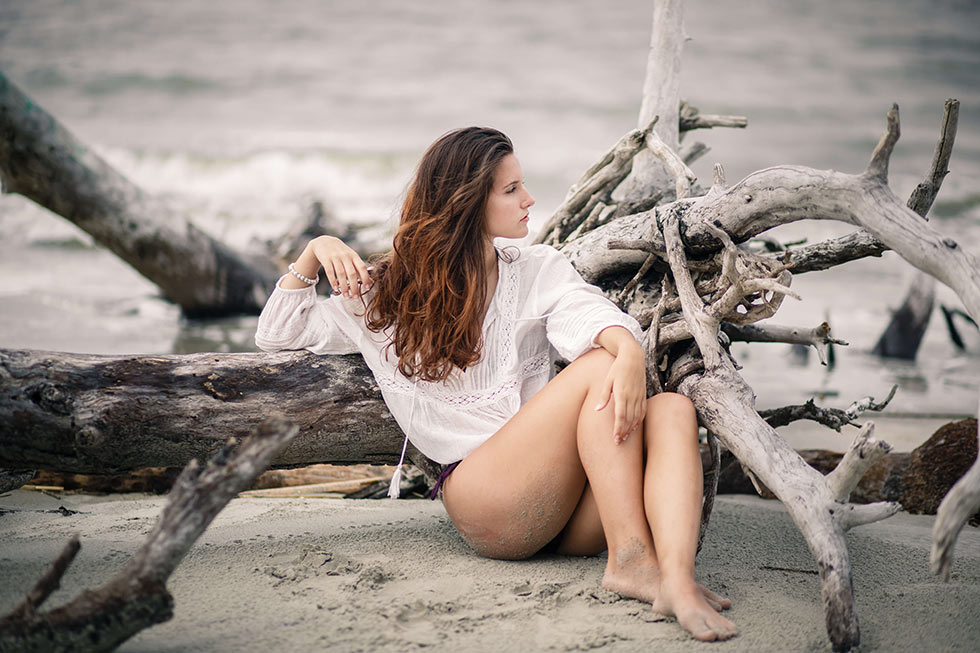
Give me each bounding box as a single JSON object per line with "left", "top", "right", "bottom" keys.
{"left": 484, "top": 153, "right": 535, "bottom": 241}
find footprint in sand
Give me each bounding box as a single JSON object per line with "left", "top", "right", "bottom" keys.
{"left": 262, "top": 548, "right": 363, "bottom": 586}
{"left": 510, "top": 581, "right": 571, "bottom": 602}
{"left": 349, "top": 563, "right": 398, "bottom": 590}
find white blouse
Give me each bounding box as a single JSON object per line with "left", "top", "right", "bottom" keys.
{"left": 255, "top": 244, "right": 643, "bottom": 465}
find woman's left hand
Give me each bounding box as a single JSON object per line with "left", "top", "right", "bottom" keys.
{"left": 594, "top": 329, "right": 647, "bottom": 443}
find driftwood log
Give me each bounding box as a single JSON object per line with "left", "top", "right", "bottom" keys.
{"left": 717, "top": 418, "right": 980, "bottom": 524}
{"left": 0, "top": 350, "right": 406, "bottom": 473}
{"left": 0, "top": 417, "right": 297, "bottom": 652}
{"left": 0, "top": 72, "right": 278, "bottom": 317}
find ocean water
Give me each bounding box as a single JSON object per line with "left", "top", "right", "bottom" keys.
{"left": 1, "top": 0, "right": 978, "bottom": 420}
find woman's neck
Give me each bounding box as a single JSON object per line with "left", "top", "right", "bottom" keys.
{"left": 482, "top": 241, "right": 499, "bottom": 320}
{"left": 483, "top": 241, "right": 498, "bottom": 276}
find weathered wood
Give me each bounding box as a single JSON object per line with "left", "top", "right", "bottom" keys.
{"left": 758, "top": 386, "right": 895, "bottom": 432}
{"left": 533, "top": 120, "right": 653, "bottom": 245}
{"left": 940, "top": 305, "right": 979, "bottom": 350}
{"left": 717, "top": 418, "right": 979, "bottom": 523}
{"left": 932, "top": 399, "right": 980, "bottom": 580}
{"left": 0, "top": 469, "right": 35, "bottom": 493}
{"left": 0, "top": 349, "right": 405, "bottom": 473}
{"left": 872, "top": 99, "right": 958, "bottom": 359}
{"left": 723, "top": 322, "right": 846, "bottom": 366}
{"left": 616, "top": 0, "right": 685, "bottom": 203}
{"left": 0, "top": 417, "right": 297, "bottom": 652}
{"left": 697, "top": 432, "right": 721, "bottom": 554}
{"left": 636, "top": 104, "right": 978, "bottom": 652}
{"left": 872, "top": 274, "right": 936, "bottom": 359}
{"left": 0, "top": 72, "right": 277, "bottom": 317}
{"left": 2, "top": 535, "right": 81, "bottom": 625}
{"left": 662, "top": 205, "right": 895, "bottom": 650}
{"left": 29, "top": 463, "right": 405, "bottom": 498}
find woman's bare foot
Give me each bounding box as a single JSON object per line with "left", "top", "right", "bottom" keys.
{"left": 652, "top": 574, "right": 737, "bottom": 642}
{"left": 600, "top": 541, "right": 732, "bottom": 612}
{"left": 697, "top": 584, "right": 732, "bottom": 611}
{"left": 601, "top": 539, "right": 661, "bottom": 604}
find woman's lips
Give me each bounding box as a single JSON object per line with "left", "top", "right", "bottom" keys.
{"left": 520, "top": 215, "right": 529, "bottom": 222}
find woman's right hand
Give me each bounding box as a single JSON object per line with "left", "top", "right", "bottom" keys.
{"left": 308, "top": 236, "right": 373, "bottom": 298}
{"left": 282, "top": 236, "right": 373, "bottom": 297}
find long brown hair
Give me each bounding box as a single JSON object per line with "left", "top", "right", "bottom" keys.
{"left": 365, "top": 127, "right": 513, "bottom": 382}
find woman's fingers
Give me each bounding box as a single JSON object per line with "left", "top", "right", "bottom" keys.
{"left": 309, "top": 236, "right": 371, "bottom": 297}
{"left": 594, "top": 376, "right": 613, "bottom": 413}
{"left": 334, "top": 256, "right": 369, "bottom": 297}
{"left": 597, "top": 364, "right": 647, "bottom": 444}
{"left": 356, "top": 261, "right": 373, "bottom": 291}
{"left": 614, "top": 393, "right": 629, "bottom": 443}
{"left": 615, "top": 393, "right": 645, "bottom": 443}
{"left": 341, "top": 258, "right": 361, "bottom": 297}
{"left": 322, "top": 260, "right": 341, "bottom": 295}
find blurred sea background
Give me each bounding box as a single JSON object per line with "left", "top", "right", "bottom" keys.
{"left": 1, "top": 0, "right": 978, "bottom": 449}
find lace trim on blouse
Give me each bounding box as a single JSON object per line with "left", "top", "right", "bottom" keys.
{"left": 375, "top": 350, "right": 551, "bottom": 407}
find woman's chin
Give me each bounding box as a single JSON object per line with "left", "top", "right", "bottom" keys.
{"left": 494, "top": 228, "right": 529, "bottom": 241}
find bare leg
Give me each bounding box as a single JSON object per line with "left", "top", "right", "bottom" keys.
{"left": 441, "top": 349, "right": 735, "bottom": 640}
{"left": 556, "top": 481, "right": 731, "bottom": 613}
{"left": 573, "top": 369, "right": 663, "bottom": 605}
{"left": 641, "top": 394, "right": 736, "bottom": 641}
{"left": 442, "top": 349, "right": 653, "bottom": 561}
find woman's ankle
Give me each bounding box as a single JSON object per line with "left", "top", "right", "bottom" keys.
{"left": 606, "top": 536, "right": 657, "bottom": 572}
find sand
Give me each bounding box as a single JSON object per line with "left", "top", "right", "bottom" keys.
{"left": 1, "top": 489, "right": 979, "bottom": 652}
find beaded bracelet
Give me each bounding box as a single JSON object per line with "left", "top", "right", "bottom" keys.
{"left": 288, "top": 262, "right": 319, "bottom": 286}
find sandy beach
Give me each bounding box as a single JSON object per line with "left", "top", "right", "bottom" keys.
{"left": 1, "top": 488, "right": 978, "bottom": 652}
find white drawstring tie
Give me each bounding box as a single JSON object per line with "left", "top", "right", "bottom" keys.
{"left": 387, "top": 379, "right": 419, "bottom": 499}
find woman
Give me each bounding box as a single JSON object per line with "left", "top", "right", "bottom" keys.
{"left": 255, "top": 127, "right": 736, "bottom": 642}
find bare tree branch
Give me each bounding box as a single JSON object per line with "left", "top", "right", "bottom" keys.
{"left": 0, "top": 417, "right": 298, "bottom": 651}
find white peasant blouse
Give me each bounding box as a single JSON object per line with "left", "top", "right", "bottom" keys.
{"left": 255, "top": 244, "right": 643, "bottom": 465}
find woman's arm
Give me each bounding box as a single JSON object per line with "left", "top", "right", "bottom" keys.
{"left": 254, "top": 235, "right": 369, "bottom": 355}
{"left": 281, "top": 236, "right": 373, "bottom": 297}
{"left": 594, "top": 326, "right": 646, "bottom": 444}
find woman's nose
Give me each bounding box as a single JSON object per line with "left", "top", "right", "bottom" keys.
{"left": 523, "top": 190, "right": 535, "bottom": 208}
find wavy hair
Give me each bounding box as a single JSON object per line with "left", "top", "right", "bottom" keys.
{"left": 364, "top": 127, "right": 514, "bottom": 382}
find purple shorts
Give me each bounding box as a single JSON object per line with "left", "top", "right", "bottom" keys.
{"left": 428, "top": 461, "right": 461, "bottom": 500}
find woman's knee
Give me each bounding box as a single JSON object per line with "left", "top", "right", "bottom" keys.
{"left": 563, "top": 347, "right": 615, "bottom": 391}
{"left": 646, "top": 392, "right": 698, "bottom": 445}
{"left": 648, "top": 391, "right": 695, "bottom": 414}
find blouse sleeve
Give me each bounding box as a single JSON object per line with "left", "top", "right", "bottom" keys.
{"left": 527, "top": 245, "right": 643, "bottom": 361}
{"left": 254, "top": 276, "right": 360, "bottom": 355}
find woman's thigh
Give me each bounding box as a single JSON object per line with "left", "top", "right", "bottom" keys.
{"left": 441, "top": 349, "right": 614, "bottom": 560}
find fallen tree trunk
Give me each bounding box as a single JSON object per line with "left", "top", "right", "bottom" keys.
{"left": 0, "top": 417, "right": 297, "bottom": 652}
{"left": 0, "top": 349, "right": 404, "bottom": 473}
{"left": 0, "top": 72, "right": 278, "bottom": 317}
